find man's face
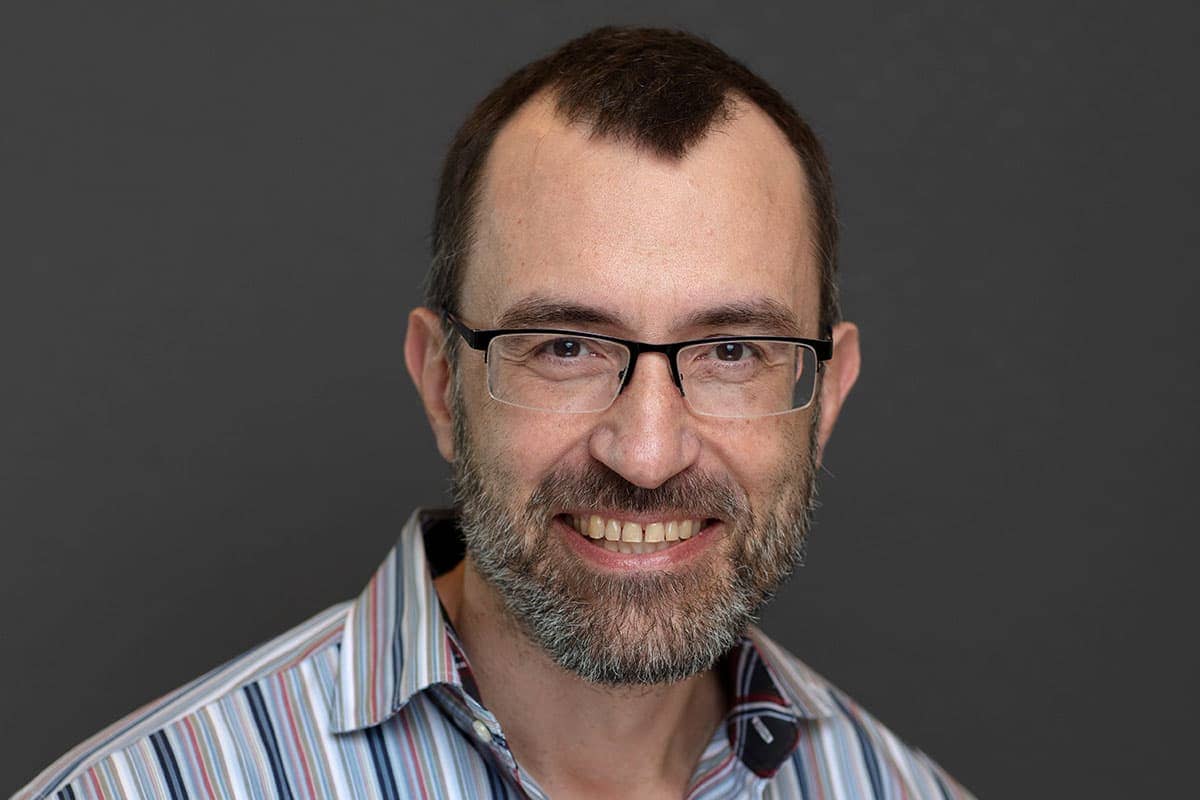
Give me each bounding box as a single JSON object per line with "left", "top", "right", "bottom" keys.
{"left": 449, "top": 95, "right": 826, "bottom": 685}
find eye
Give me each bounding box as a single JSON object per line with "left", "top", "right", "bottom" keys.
{"left": 714, "top": 342, "right": 747, "bottom": 362}
{"left": 548, "top": 338, "right": 587, "bottom": 358}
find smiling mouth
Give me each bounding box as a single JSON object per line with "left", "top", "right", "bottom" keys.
{"left": 558, "top": 514, "right": 717, "bottom": 555}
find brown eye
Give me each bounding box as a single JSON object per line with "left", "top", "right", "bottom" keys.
{"left": 551, "top": 339, "right": 582, "bottom": 358}
{"left": 715, "top": 342, "right": 745, "bottom": 361}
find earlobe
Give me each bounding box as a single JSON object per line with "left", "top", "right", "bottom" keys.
{"left": 404, "top": 307, "right": 457, "bottom": 462}
{"left": 814, "top": 321, "right": 861, "bottom": 464}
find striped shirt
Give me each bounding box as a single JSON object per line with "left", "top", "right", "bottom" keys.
{"left": 16, "top": 509, "right": 974, "bottom": 800}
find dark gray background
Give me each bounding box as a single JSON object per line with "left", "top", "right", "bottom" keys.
{"left": 3, "top": 1, "right": 1196, "bottom": 797}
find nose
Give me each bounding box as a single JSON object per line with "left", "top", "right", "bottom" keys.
{"left": 588, "top": 352, "right": 700, "bottom": 489}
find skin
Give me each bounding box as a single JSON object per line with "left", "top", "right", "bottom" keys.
{"left": 405, "top": 93, "right": 861, "bottom": 799}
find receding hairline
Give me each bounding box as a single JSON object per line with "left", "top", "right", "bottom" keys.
{"left": 482, "top": 85, "right": 800, "bottom": 177}
{"left": 461, "top": 87, "right": 815, "bottom": 293}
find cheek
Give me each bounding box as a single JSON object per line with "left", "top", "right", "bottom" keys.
{"left": 699, "top": 411, "right": 813, "bottom": 494}
{"left": 505, "top": 413, "right": 594, "bottom": 473}
{"left": 460, "top": 376, "right": 593, "bottom": 481}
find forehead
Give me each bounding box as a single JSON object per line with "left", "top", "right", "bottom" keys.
{"left": 461, "top": 93, "right": 818, "bottom": 337}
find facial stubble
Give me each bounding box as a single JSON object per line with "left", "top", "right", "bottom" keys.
{"left": 449, "top": 376, "right": 820, "bottom": 687}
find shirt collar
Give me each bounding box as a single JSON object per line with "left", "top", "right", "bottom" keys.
{"left": 740, "top": 626, "right": 837, "bottom": 721}
{"left": 721, "top": 627, "right": 837, "bottom": 777}
{"left": 329, "top": 508, "right": 837, "bottom": 759}
{"left": 329, "top": 509, "right": 460, "bottom": 733}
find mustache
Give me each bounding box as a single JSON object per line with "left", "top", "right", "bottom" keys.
{"left": 525, "top": 462, "right": 748, "bottom": 522}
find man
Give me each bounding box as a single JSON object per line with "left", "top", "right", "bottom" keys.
{"left": 17, "top": 27, "right": 973, "bottom": 800}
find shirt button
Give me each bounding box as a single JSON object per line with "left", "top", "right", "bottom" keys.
{"left": 472, "top": 719, "right": 493, "bottom": 743}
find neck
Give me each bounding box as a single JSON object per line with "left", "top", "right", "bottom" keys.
{"left": 434, "top": 558, "right": 727, "bottom": 799}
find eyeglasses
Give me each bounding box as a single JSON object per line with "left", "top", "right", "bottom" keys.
{"left": 443, "top": 310, "right": 833, "bottom": 419}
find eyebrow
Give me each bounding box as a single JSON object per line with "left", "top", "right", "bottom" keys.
{"left": 680, "top": 298, "right": 807, "bottom": 338}
{"left": 494, "top": 296, "right": 625, "bottom": 329}
{"left": 492, "top": 295, "right": 808, "bottom": 338}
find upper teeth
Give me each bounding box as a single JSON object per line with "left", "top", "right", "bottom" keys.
{"left": 571, "top": 515, "right": 702, "bottom": 543}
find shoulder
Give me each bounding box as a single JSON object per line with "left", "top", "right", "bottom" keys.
{"left": 13, "top": 601, "right": 351, "bottom": 800}
{"left": 749, "top": 627, "right": 976, "bottom": 800}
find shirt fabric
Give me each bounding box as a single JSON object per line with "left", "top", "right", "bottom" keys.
{"left": 16, "top": 509, "right": 974, "bottom": 800}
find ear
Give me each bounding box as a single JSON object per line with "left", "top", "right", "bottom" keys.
{"left": 404, "top": 307, "right": 457, "bottom": 462}
{"left": 814, "top": 321, "right": 861, "bottom": 465}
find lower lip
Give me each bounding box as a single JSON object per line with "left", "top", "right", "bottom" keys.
{"left": 555, "top": 516, "right": 725, "bottom": 571}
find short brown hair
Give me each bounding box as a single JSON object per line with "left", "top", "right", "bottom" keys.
{"left": 427, "top": 26, "right": 840, "bottom": 333}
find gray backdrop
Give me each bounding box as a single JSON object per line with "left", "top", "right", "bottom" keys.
{"left": 3, "top": 1, "right": 1197, "bottom": 797}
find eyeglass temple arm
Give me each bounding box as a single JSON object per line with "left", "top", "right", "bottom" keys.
{"left": 441, "top": 309, "right": 488, "bottom": 350}
{"left": 815, "top": 327, "right": 834, "bottom": 365}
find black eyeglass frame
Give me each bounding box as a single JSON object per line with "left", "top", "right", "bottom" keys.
{"left": 442, "top": 309, "right": 833, "bottom": 403}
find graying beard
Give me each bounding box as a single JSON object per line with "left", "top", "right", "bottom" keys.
{"left": 450, "top": 383, "right": 818, "bottom": 686}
